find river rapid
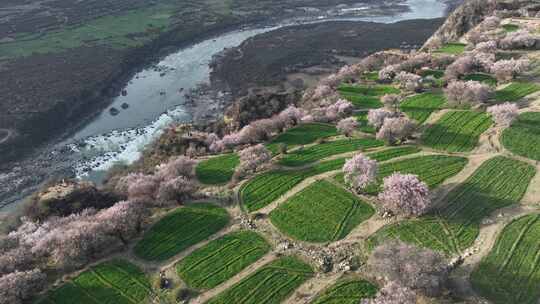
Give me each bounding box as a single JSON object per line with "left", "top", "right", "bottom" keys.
{"left": 0, "top": 0, "right": 450, "bottom": 212}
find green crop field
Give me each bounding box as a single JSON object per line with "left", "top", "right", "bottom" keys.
{"left": 176, "top": 231, "right": 270, "bottom": 290}
{"left": 354, "top": 113, "right": 377, "bottom": 134}
{"left": 338, "top": 84, "right": 400, "bottom": 109}
{"left": 278, "top": 138, "right": 383, "bottom": 167}
{"left": 270, "top": 180, "right": 374, "bottom": 242}
{"left": 502, "top": 112, "right": 540, "bottom": 161}
{"left": 471, "top": 214, "right": 540, "bottom": 304}
{"left": 502, "top": 24, "right": 520, "bottom": 32}
{"left": 335, "top": 155, "right": 468, "bottom": 194}
{"left": 37, "top": 260, "right": 151, "bottom": 304}
{"left": 266, "top": 123, "right": 337, "bottom": 154}
{"left": 196, "top": 153, "right": 240, "bottom": 185}
{"left": 134, "top": 204, "right": 230, "bottom": 261}
{"left": 400, "top": 92, "right": 447, "bottom": 123}
{"left": 241, "top": 147, "right": 420, "bottom": 212}
{"left": 495, "top": 82, "right": 540, "bottom": 102}
{"left": 367, "top": 156, "right": 535, "bottom": 255}
{"left": 422, "top": 110, "right": 492, "bottom": 152}
{"left": 362, "top": 71, "right": 380, "bottom": 81}
{"left": 419, "top": 69, "right": 444, "bottom": 79}
{"left": 205, "top": 256, "right": 313, "bottom": 304}
{"left": 434, "top": 43, "right": 466, "bottom": 54}
{"left": 311, "top": 279, "right": 378, "bottom": 304}
{"left": 463, "top": 73, "right": 498, "bottom": 86}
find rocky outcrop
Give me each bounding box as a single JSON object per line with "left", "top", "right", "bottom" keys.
{"left": 423, "top": 0, "right": 497, "bottom": 49}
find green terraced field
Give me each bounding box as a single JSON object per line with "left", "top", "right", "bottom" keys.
{"left": 422, "top": 110, "right": 492, "bottom": 152}
{"left": 270, "top": 180, "right": 374, "bottom": 242}
{"left": 176, "top": 231, "right": 270, "bottom": 290}
{"left": 495, "top": 82, "right": 540, "bottom": 102}
{"left": 502, "top": 24, "right": 520, "bottom": 32}
{"left": 362, "top": 71, "right": 380, "bottom": 81}
{"left": 278, "top": 138, "right": 383, "bottom": 167}
{"left": 471, "top": 214, "right": 540, "bottom": 304}
{"left": 434, "top": 43, "right": 466, "bottom": 54}
{"left": 241, "top": 147, "right": 420, "bottom": 212}
{"left": 196, "top": 154, "right": 239, "bottom": 185}
{"left": 400, "top": 92, "right": 446, "bottom": 123}
{"left": 311, "top": 279, "right": 378, "bottom": 304}
{"left": 367, "top": 156, "right": 535, "bottom": 255}
{"left": 463, "top": 73, "right": 498, "bottom": 86}
{"left": 134, "top": 204, "right": 230, "bottom": 261}
{"left": 354, "top": 113, "right": 377, "bottom": 134}
{"left": 266, "top": 123, "right": 337, "bottom": 154}
{"left": 419, "top": 69, "right": 444, "bottom": 79}
{"left": 37, "top": 260, "right": 151, "bottom": 304}
{"left": 338, "top": 84, "right": 400, "bottom": 109}
{"left": 205, "top": 256, "right": 313, "bottom": 304}
{"left": 501, "top": 112, "right": 540, "bottom": 161}
{"left": 335, "top": 155, "right": 468, "bottom": 194}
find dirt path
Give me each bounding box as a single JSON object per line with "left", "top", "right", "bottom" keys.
{"left": 193, "top": 253, "right": 277, "bottom": 303}
{"left": 283, "top": 272, "right": 342, "bottom": 304}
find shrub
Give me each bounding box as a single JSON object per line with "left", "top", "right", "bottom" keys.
{"left": 377, "top": 173, "right": 431, "bottom": 216}
{"left": 445, "top": 80, "right": 492, "bottom": 107}
{"left": 368, "top": 241, "right": 448, "bottom": 296}
{"left": 487, "top": 102, "right": 519, "bottom": 126}
{"left": 343, "top": 153, "right": 378, "bottom": 193}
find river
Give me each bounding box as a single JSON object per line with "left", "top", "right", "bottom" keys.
{"left": 0, "top": 0, "right": 450, "bottom": 212}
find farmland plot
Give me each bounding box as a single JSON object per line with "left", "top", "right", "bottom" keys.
{"left": 205, "top": 256, "right": 313, "bottom": 304}
{"left": 176, "top": 231, "right": 270, "bottom": 290}
{"left": 471, "top": 214, "right": 540, "bottom": 304}
{"left": 501, "top": 112, "right": 540, "bottom": 161}
{"left": 241, "top": 147, "right": 420, "bottom": 212}
{"left": 422, "top": 110, "right": 492, "bottom": 152}
{"left": 196, "top": 153, "right": 239, "bottom": 185}
{"left": 400, "top": 92, "right": 446, "bottom": 123}
{"left": 434, "top": 42, "right": 466, "bottom": 54}
{"left": 266, "top": 123, "right": 337, "bottom": 154}
{"left": 463, "top": 73, "right": 498, "bottom": 86}
{"left": 367, "top": 156, "right": 535, "bottom": 255}
{"left": 338, "top": 84, "right": 399, "bottom": 109}
{"left": 134, "top": 204, "right": 230, "bottom": 261}
{"left": 354, "top": 113, "right": 376, "bottom": 134}
{"left": 335, "top": 155, "right": 468, "bottom": 194}
{"left": 311, "top": 279, "right": 378, "bottom": 304}
{"left": 37, "top": 260, "right": 151, "bottom": 304}
{"left": 278, "top": 138, "right": 383, "bottom": 167}
{"left": 495, "top": 82, "right": 540, "bottom": 102}
{"left": 270, "top": 180, "right": 374, "bottom": 242}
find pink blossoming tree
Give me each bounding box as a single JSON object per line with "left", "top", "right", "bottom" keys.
{"left": 445, "top": 80, "right": 492, "bottom": 107}
{"left": 376, "top": 117, "right": 416, "bottom": 145}
{"left": 377, "top": 173, "right": 431, "bottom": 217}
{"left": 361, "top": 282, "right": 417, "bottom": 304}
{"left": 342, "top": 153, "right": 378, "bottom": 193}
{"left": 337, "top": 117, "right": 358, "bottom": 137}
{"left": 487, "top": 102, "right": 519, "bottom": 126}
{"left": 367, "top": 109, "right": 394, "bottom": 130}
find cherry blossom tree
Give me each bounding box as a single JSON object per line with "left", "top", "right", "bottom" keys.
{"left": 312, "top": 84, "right": 333, "bottom": 100}
{"left": 367, "top": 109, "right": 394, "bottom": 130}
{"left": 487, "top": 102, "right": 519, "bottom": 126}
{"left": 395, "top": 72, "right": 422, "bottom": 92}
{"left": 445, "top": 80, "right": 492, "bottom": 107}
{"left": 116, "top": 173, "right": 160, "bottom": 202}
{"left": 376, "top": 117, "right": 416, "bottom": 145}
{"left": 155, "top": 156, "right": 196, "bottom": 181}
{"left": 325, "top": 99, "right": 353, "bottom": 122}
{"left": 368, "top": 240, "right": 448, "bottom": 297}
{"left": 377, "top": 173, "right": 431, "bottom": 217}
{"left": 378, "top": 65, "right": 398, "bottom": 81}
{"left": 95, "top": 200, "right": 147, "bottom": 245}
{"left": 499, "top": 30, "right": 537, "bottom": 49}
{"left": 156, "top": 176, "right": 197, "bottom": 204}
{"left": 361, "top": 282, "right": 417, "bottom": 304}
{"left": 0, "top": 269, "right": 46, "bottom": 304}
{"left": 278, "top": 105, "right": 304, "bottom": 127}
{"left": 337, "top": 117, "right": 358, "bottom": 137}
{"left": 237, "top": 144, "right": 272, "bottom": 174}
{"left": 381, "top": 94, "right": 401, "bottom": 112}
{"left": 343, "top": 153, "right": 378, "bottom": 193}
{"left": 474, "top": 40, "right": 498, "bottom": 53}
{"left": 491, "top": 58, "right": 530, "bottom": 82}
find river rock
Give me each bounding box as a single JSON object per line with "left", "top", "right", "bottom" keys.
{"left": 109, "top": 107, "right": 120, "bottom": 116}
{"left": 121, "top": 103, "right": 129, "bottom": 109}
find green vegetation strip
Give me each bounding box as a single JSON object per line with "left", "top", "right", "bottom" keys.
{"left": 434, "top": 43, "right": 466, "bottom": 55}
{"left": 335, "top": 155, "right": 467, "bottom": 194}
{"left": 312, "top": 279, "right": 378, "bottom": 304}
{"left": 338, "top": 84, "right": 400, "bottom": 109}
{"left": 241, "top": 147, "right": 420, "bottom": 212}
{"left": 502, "top": 24, "right": 520, "bottom": 32}
{"left": 176, "top": 231, "right": 270, "bottom": 290}
{"left": 270, "top": 180, "right": 374, "bottom": 242}
{"left": 422, "top": 110, "right": 492, "bottom": 152}
{"left": 354, "top": 113, "right": 376, "bottom": 134}
{"left": 206, "top": 256, "right": 313, "bottom": 304}
{"left": 278, "top": 138, "right": 383, "bottom": 167}
{"left": 495, "top": 82, "right": 540, "bottom": 102}
{"left": 368, "top": 156, "right": 535, "bottom": 255}
{"left": 196, "top": 153, "right": 240, "bottom": 185}
{"left": 463, "top": 73, "right": 498, "bottom": 86}
{"left": 471, "top": 214, "right": 540, "bottom": 304}
{"left": 266, "top": 123, "right": 337, "bottom": 154}
{"left": 134, "top": 204, "right": 230, "bottom": 261}
{"left": 37, "top": 260, "right": 151, "bottom": 304}
{"left": 502, "top": 112, "right": 540, "bottom": 161}
{"left": 400, "top": 92, "right": 446, "bottom": 124}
